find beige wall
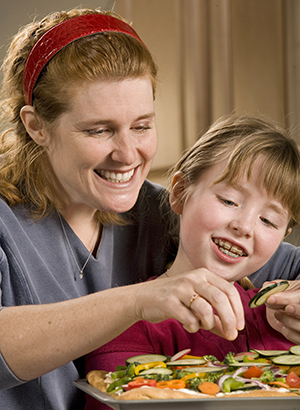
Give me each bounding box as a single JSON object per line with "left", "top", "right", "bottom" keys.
{"left": 1, "top": 0, "right": 300, "bottom": 243}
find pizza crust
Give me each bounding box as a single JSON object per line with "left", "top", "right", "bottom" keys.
{"left": 86, "top": 370, "right": 299, "bottom": 400}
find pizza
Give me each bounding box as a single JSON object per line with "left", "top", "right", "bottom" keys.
{"left": 86, "top": 347, "right": 300, "bottom": 400}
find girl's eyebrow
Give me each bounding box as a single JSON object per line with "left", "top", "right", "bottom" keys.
{"left": 229, "top": 182, "right": 287, "bottom": 217}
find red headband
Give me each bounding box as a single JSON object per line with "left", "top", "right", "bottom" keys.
{"left": 23, "top": 14, "right": 144, "bottom": 105}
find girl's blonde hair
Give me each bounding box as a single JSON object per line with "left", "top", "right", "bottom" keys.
{"left": 168, "top": 114, "right": 300, "bottom": 230}
{"left": 0, "top": 7, "right": 157, "bottom": 222}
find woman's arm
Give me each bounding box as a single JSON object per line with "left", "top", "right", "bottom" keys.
{"left": 0, "top": 269, "right": 244, "bottom": 382}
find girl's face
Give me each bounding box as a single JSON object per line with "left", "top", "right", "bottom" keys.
{"left": 42, "top": 77, "right": 157, "bottom": 214}
{"left": 172, "top": 159, "right": 290, "bottom": 282}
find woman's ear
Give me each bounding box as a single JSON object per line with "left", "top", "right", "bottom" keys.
{"left": 20, "top": 105, "right": 49, "bottom": 146}
{"left": 169, "top": 171, "right": 187, "bottom": 215}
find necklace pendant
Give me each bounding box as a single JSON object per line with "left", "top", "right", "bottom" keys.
{"left": 79, "top": 271, "right": 84, "bottom": 279}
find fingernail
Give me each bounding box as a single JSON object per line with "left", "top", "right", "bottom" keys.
{"left": 267, "top": 295, "right": 275, "bottom": 304}
{"left": 285, "top": 305, "right": 295, "bottom": 314}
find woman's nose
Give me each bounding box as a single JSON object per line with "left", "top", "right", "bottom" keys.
{"left": 110, "top": 134, "right": 137, "bottom": 165}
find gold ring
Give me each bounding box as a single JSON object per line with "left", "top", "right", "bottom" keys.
{"left": 188, "top": 293, "right": 199, "bottom": 309}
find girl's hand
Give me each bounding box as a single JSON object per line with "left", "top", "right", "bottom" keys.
{"left": 266, "top": 280, "right": 300, "bottom": 344}
{"left": 134, "top": 269, "right": 245, "bottom": 341}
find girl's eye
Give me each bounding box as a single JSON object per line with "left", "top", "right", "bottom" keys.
{"left": 218, "top": 196, "right": 237, "bottom": 207}
{"left": 260, "top": 217, "right": 278, "bottom": 229}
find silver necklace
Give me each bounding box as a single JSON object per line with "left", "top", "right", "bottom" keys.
{"left": 57, "top": 212, "right": 98, "bottom": 279}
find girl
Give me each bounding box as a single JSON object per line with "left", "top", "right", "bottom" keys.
{"left": 85, "top": 114, "right": 300, "bottom": 408}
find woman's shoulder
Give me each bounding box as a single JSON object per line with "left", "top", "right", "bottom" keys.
{"left": 249, "top": 242, "right": 300, "bottom": 286}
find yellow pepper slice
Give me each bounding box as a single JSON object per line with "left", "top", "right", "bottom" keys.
{"left": 181, "top": 372, "right": 206, "bottom": 382}
{"left": 182, "top": 355, "right": 205, "bottom": 360}
{"left": 134, "top": 361, "right": 167, "bottom": 375}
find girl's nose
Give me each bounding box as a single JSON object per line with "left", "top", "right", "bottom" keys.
{"left": 229, "top": 213, "right": 254, "bottom": 238}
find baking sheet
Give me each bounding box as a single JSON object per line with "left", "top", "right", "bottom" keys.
{"left": 74, "top": 379, "right": 300, "bottom": 410}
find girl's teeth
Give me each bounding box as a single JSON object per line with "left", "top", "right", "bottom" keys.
{"left": 213, "top": 239, "right": 246, "bottom": 257}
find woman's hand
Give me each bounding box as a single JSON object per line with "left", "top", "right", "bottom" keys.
{"left": 134, "top": 269, "right": 245, "bottom": 341}
{"left": 266, "top": 280, "right": 300, "bottom": 344}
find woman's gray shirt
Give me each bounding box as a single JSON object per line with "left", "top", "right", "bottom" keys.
{"left": 0, "top": 180, "right": 176, "bottom": 409}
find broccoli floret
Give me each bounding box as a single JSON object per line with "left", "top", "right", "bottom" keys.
{"left": 223, "top": 352, "right": 239, "bottom": 365}
{"left": 206, "top": 372, "right": 221, "bottom": 383}
{"left": 172, "top": 369, "right": 187, "bottom": 379}
{"left": 260, "top": 369, "right": 275, "bottom": 383}
{"left": 203, "top": 355, "right": 218, "bottom": 363}
{"left": 187, "top": 377, "right": 202, "bottom": 391}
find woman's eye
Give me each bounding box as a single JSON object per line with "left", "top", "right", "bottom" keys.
{"left": 86, "top": 128, "right": 112, "bottom": 137}
{"left": 133, "top": 123, "right": 151, "bottom": 132}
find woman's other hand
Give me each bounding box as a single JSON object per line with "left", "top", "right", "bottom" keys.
{"left": 266, "top": 280, "right": 300, "bottom": 343}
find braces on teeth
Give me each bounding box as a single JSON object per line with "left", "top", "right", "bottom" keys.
{"left": 213, "top": 238, "right": 246, "bottom": 258}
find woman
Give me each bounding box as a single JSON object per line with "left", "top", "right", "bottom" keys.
{"left": 0, "top": 6, "right": 299, "bottom": 409}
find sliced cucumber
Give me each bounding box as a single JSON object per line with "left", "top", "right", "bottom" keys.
{"left": 229, "top": 362, "right": 270, "bottom": 367}
{"left": 249, "top": 281, "right": 289, "bottom": 308}
{"left": 166, "top": 358, "right": 207, "bottom": 366}
{"left": 183, "top": 366, "right": 227, "bottom": 373}
{"left": 290, "top": 345, "right": 300, "bottom": 355}
{"left": 272, "top": 354, "right": 300, "bottom": 366}
{"left": 250, "top": 349, "right": 289, "bottom": 357}
{"left": 125, "top": 354, "right": 167, "bottom": 365}
{"left": 138, "top": 368, "right": 173, "bottom": 376}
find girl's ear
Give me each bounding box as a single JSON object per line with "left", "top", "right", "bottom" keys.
{"left": 20, "top": 105, "right": 50, "bottom": 147}
{"left": 284, "top": 227, "right": 292, "bottom": 238}
{"left": 169, "top": 171, "right": 187, "bottom": 215}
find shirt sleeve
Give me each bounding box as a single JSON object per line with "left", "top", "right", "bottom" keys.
{"left": 0, "top": 309, "right": 25, "bottom": 390}
{"left": 249, "top": 242, "right": 300, "bottom": 287}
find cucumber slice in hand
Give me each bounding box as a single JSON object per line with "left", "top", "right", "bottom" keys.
{"left": 249, "top": 281, "right": 289, "bottom": 308}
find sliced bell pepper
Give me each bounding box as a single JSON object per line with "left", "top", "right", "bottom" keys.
{"left": 242, "top": 366, "right": 263, "bottom": 378}
{"left": 181, "top": 372, "right": 206, "bottom": 382}
{"left": 223, "top": 377, "right": 245, "bottom": 393}
{"left": 134, "top": 361, "right": 167, "bottom": 375}
{"left": 127, "top": 378, "right": 157, "bottom": 390}
{"left": 156, "top": 379, "right": 186, "bottom": 389}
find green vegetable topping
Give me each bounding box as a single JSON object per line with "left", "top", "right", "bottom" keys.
{"left": 224, "top": 352, "right": 239, "bottom": 365}
{"left": 260, "top": 369, "right": 275, "bottom": 383}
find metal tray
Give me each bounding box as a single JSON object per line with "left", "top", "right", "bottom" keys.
{"left": 74, "top": 379, "right": 300, "bottom": 410}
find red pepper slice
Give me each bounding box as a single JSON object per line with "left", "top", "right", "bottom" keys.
{"left": 127, "top": 378, "right": 157, "bottom": 390}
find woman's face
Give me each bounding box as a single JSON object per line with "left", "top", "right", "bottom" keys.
{"left": 43, "top": 77, "right": 157, "bottom": 214}
{"left": 172, "top": 159, "right": 290, "bottom": 282}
